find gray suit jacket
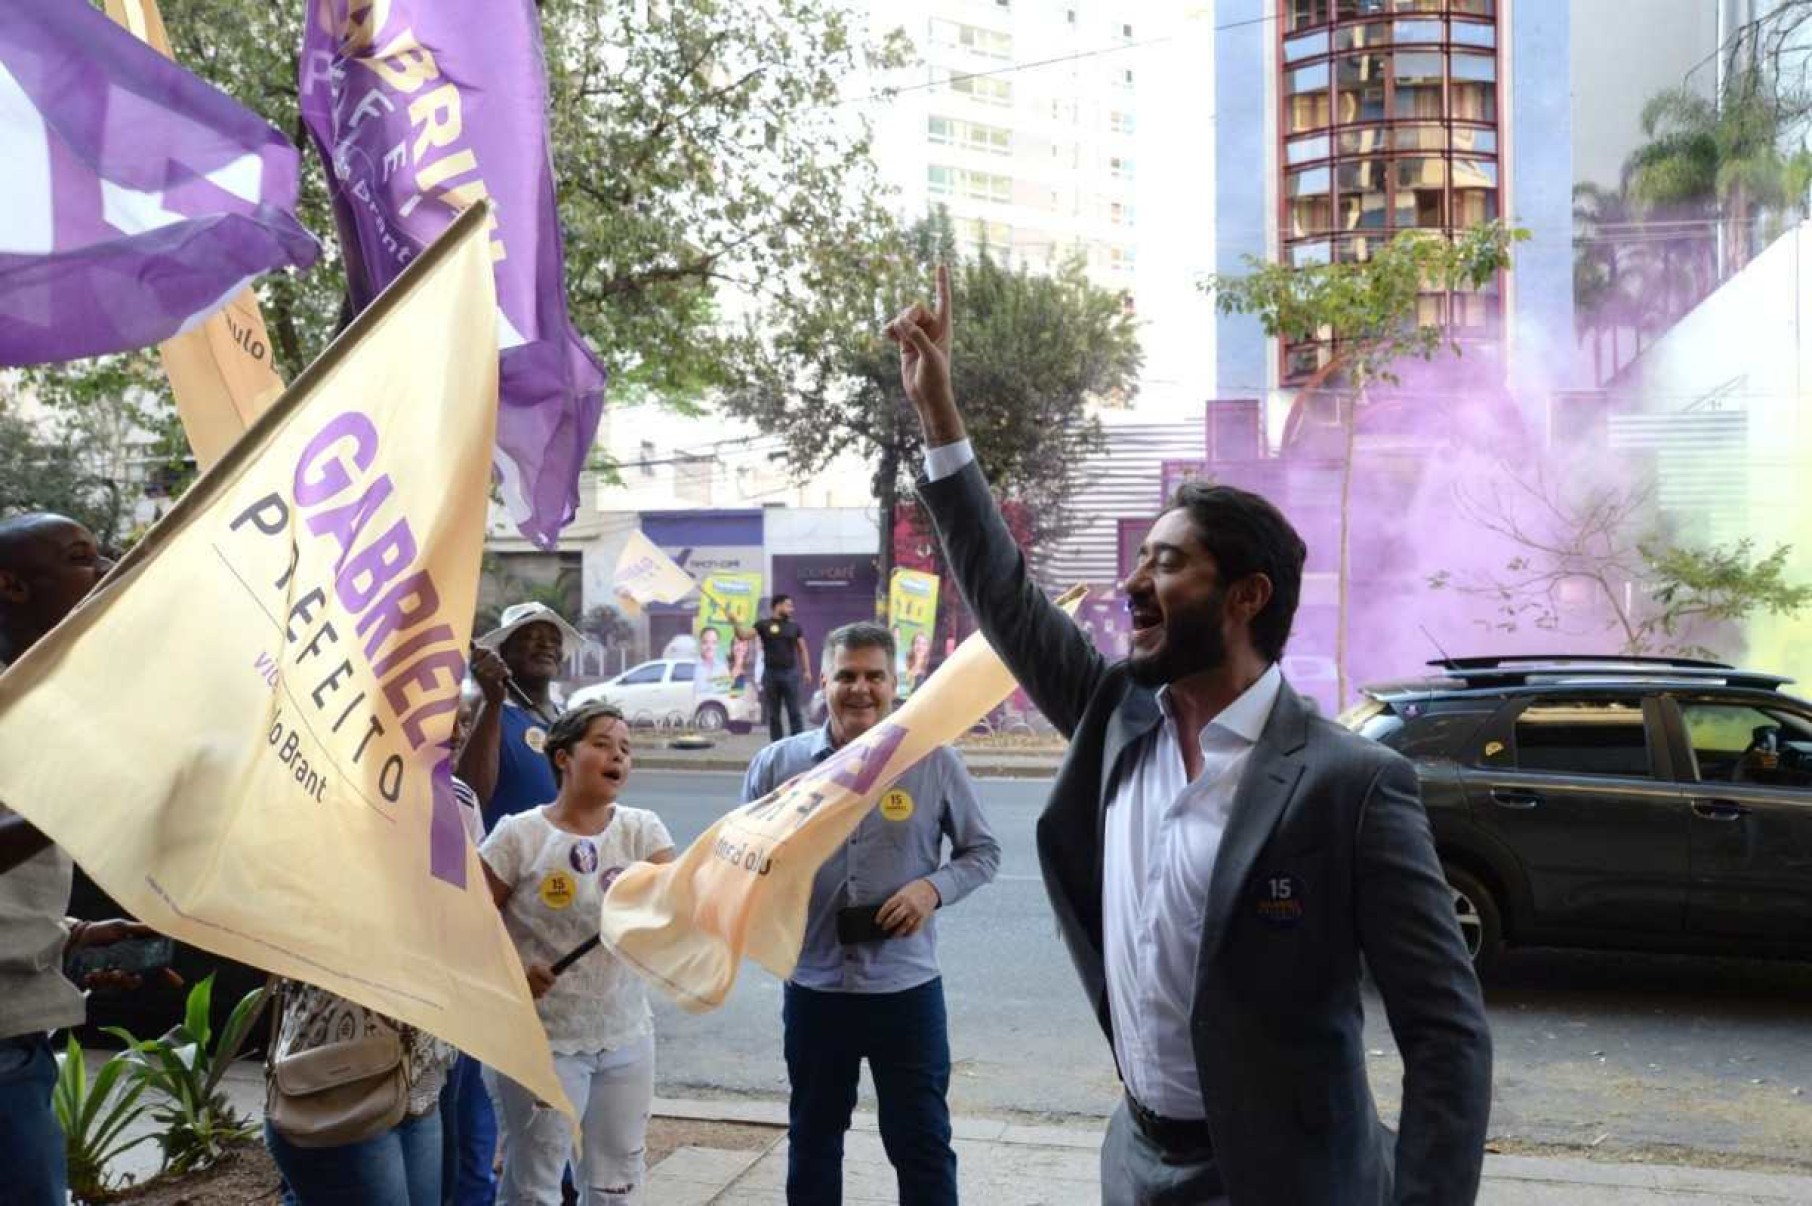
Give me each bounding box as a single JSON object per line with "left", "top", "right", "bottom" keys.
{"left": 919, "top": 460, "right": 1492, "bottom": 1205}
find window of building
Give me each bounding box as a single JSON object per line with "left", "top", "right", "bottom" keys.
{"left": 1452, "top": 20, "right": 1495, "bottom": 48}
{"left": 1285, "top": 29, "right": 1331, "bottom": 62}
{"left": 1122, "top": 22, "right": 1134, "bottom": 37}
{"left": 1288, "top": 0, "right": 1329, "bottom": 32}
{"left": 932, "top": 19, "right": 1012, "bottom": 60}
{"left": 1335, "top": 22, "right": 1390, "bottom": 52}
{"left": 1109, "top": 246, "right": 1135, "bottom": 272}
{"left": 638, "top": 440, "right": 656, "bottom": 477}
{"left": 929, "top": 115, "right": 1012, "bottom": 154}
{"left": 1451, "top": 126, "right": 1496, "bottom": 153}
{"left": 1395, "top": 18, "right": 1443, "bottom": 44}
{"left": 1109, "top": 155, "right": 1134, "bottom": 181}
{"left": 1286, "top": 133, "right": 1331, "bottom": 165}
{"left": 1392, "top": 51, "right": 1444, "bottom": 120}
{"left": 1120, "top": 68, "right": 1135, "bottom": 89}
{"left": 928, "top": 166, "right": 1011, "bottom": 203}
{"left": 1110, "top": 110, "right": 1135, "bottom": 135}
{"left": 1335, "top": 53, "right": 1387, "bottom": 123}
{"left": 1286, "top": 62, "right": 1332, "bottom": 132}
{"left": 949, "top": 72, "right": 1012, "bottom": 106}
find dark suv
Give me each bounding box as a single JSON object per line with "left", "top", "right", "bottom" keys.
{"left": 1342, "top": 655, "right": 1812, "bottom": 974}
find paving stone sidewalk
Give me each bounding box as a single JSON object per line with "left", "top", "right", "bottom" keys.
{"left": 648, "top": 1096, "right": 1812, "bottom": 1205}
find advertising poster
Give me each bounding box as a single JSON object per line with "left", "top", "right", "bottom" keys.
{"left": 888, "top": 569, "right": 940, "bottom": 698}
{"left": 697, "top": 572, "right": 764, "bottom": 699}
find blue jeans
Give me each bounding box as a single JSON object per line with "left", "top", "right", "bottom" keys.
{"left": 439, "top": 1054, "right": 498, "bottom": 1205}
{"left": 783, "top": 978, "right": 956, "bottom": 1206}
{"left": 266, "top": 1107, "right": 442, "bottom": 1206}
{"left": 0, "top": 1034, "right": 66, "bottom": 1206}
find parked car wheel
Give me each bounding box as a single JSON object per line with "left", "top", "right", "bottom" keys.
{"left": 693, "top": 701, "right": 729, "bottom": 732}
{"left": 1443, "top": 864, "right": 1502, "bottom": 978}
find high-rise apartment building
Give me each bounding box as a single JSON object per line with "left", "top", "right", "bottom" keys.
{"left": 1214, "top": 0, "right": 1574, "bottom": 429}
{"left": 862, "top": 2, "right": 1216, "bottom": 414}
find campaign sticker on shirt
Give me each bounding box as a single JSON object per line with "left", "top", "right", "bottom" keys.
{"left": 599, "top": 865, "right": 626, "bottom": 895}
{"left": 523, "top": 726, "right": 548, "bottom": 754}
{"left": 539, "top": 871, "right": 577, "bottom": 910}
{"left": 1255, "top": 873, "right": 1305, "bottom": 927}
{"left": 768, "top": 623, "right": 781, "bottom": 636}
{"left": 879, "top": 789, "right": 914, "bottom": 822}
{"left": 570, "top": 840, "right": 599, "bottom": 874}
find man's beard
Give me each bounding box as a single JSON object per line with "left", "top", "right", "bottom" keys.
{"left": 1126, "top": 591, "right": 1229, "bottom": 688}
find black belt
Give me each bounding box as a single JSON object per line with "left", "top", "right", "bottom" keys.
{"left": 1125, "top": 1092, "right": 1215, "bottom": 1154}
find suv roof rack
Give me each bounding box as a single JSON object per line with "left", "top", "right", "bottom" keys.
{"left": 1430, "top": 654, "right": 1734, "bottom": 671}
{"left": 1424, "top": 656, "right": 1790, "bottom": 691}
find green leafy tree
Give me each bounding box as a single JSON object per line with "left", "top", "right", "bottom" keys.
{"left": 1625, "top": 63, "right": 1812, "bottom": 277}
{"left": 1433, "top": 466, "right": 1811, "bottom": 658}
{"left": 28, "top": 0, "right": 912, "bottom": 513}
{"left": 1204, "top": 222, "right": 1525, "bottom": 704}
{"left": 0, "top": 394, "right": 131, "bottom": 547}
{"left": 722, "top": 211, "right": 1143, "bottom": 604}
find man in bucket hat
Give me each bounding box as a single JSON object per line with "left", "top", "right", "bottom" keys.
{"left": 458, "top": 602, "right": 584, "bottom": 830}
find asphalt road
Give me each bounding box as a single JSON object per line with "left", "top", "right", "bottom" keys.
{"left": 631, "top": 770, "right": 1812, "bottom": 1166}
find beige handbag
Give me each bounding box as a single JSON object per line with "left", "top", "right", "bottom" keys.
{"left": 265, "top": 982, "right": 412, "bottom": 1149}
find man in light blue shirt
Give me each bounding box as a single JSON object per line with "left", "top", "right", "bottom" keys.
{"left": 741, "top": 621, "right": 999, "bottom": 1206}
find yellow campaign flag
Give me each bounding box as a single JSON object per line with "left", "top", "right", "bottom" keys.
{"left": 612, "top": 529, "right": 696, "bottom": 617}
{"left": 104, "top": 0, "right": 287, "bottom": 471}
{"left": 601, "top": 588, "right": 1084, "bottom": 1011}
{"left": 0, "top": 204, "right": 571, "bottom": 1122}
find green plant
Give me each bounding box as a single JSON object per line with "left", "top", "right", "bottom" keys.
{"left": 108, "top": 975, "right": 269, "bottom": 1176}
{"left": 53, "top": 1034, "right": 155, "bottom": 1203}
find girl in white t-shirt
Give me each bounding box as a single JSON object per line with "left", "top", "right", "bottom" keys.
{"left": 479, "top": 701, "right": 675, "bottom": 1205}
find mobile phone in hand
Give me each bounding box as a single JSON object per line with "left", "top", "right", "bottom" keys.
{"left": 64, "top": 935, "right": 174, "bottom": 983}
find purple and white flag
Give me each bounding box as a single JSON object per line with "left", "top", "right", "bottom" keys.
{"left": 299, "top": 0, "right": 606, "bottom": 550}
{"left": 0, "top": 1, "right": 317, "bottom": 368}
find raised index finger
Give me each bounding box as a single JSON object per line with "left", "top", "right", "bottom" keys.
{"left": 934, "top": 263, "right": 952, "bottom": 331}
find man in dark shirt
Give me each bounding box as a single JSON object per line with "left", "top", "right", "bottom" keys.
{"left": 737, "top": 594, "right": 810, "bottom": 741}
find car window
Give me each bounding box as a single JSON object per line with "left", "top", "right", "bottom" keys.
{"left": 1678, "top": 701, "right": 1812, "bottom": 788}
{"left": 620, "top": 662, "right": 667, "bottom": 685}
{"left": 1512, "top": 697, "right": 1650, "bottom": 777}
{"left": 669, "top": 661, "right": 697, "bottom": 683}
{"left": 1395, "top": 710, "right": 1492, "bottom": 759}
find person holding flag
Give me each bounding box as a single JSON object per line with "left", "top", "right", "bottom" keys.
{"left": 480, "top": 702, "right": 675, "bottom": 1205}
{"left": 0, "top": 514, "right": 164, "bottom": 1205}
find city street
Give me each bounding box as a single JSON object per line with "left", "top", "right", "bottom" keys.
{"left": 635, "top": 769, "right": 1812, "bottom": 1170}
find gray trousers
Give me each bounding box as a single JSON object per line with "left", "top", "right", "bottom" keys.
{"left": 1100, "top": 1102, "right": 1229, "bottom": 1206}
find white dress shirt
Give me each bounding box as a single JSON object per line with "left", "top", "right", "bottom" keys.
{"left": 923, "top": 439, "right": 1282, "bottom": 1118}
{"left": 1105, "top": 665, "right": 1282, "bottom": 1119}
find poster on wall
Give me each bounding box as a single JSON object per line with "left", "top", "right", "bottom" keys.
{"left": 696, "top": 572, "right": 764, "bottom": 701}
{"left": 888, "top": 569, "right": 940, "bottom": 697}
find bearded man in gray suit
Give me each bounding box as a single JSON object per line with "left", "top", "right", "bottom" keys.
{"left": 884, "top": 268, "right": 1492, "bottom": 1205}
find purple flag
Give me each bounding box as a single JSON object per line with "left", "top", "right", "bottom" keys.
{"left": 0, "top": 1, "right": 317, "bottom": 368}
{"left": 299, "top": 0, "right": 606, "bottom": 550}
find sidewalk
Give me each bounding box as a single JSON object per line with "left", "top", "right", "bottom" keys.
{"left": 635, "top": 730, "right": 1063, "bottom": 779}
{"left": 648, "top": 1096, "right": 1812, "bottom": 1206}
{"left": 99, "top": 1064, "right": 1812, "bottom": 1202}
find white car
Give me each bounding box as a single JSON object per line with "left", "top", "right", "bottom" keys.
{"left": 568, "top": 659, "right": 757, "bottom": 732}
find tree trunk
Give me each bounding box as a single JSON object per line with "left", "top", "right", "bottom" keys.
{"left": 1334, "top": 392, "right": 1360, "bottom": 710}
{"left": 874, "top": 436, "right": 900, "bottom": 623}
